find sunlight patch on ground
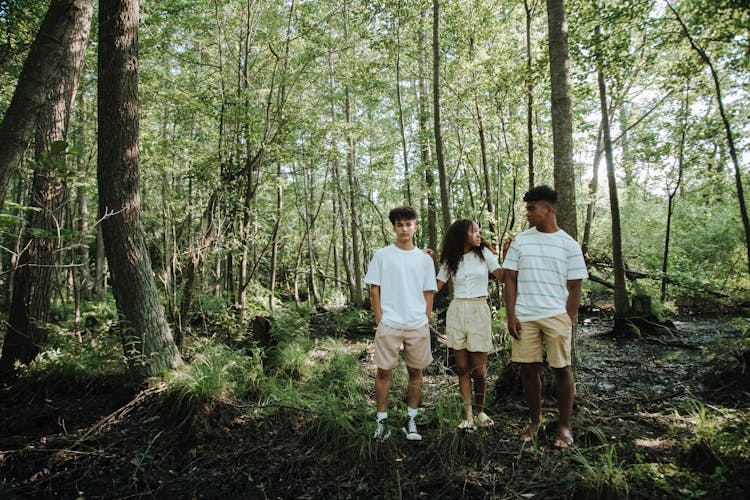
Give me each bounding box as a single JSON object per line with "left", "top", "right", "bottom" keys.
{"left": 634, "top": 437, "right": 668, "bottom": 449}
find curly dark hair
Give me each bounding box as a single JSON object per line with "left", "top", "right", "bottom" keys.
{"left": 388, "top": 206, "right": 418, "bottom": 225}
{"left": 439, "top": 219, "right": 494, "bottom": 278}
{"left": 523, "top": 185, "right": 557, "bottom": 205}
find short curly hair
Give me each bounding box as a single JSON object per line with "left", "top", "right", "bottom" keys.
{"left": 523, "top": 185, "right": 557, "bottom": 205}
{"left": 388, "top": 206, "right": 418, "bottom": 225}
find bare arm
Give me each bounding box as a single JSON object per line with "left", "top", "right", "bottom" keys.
{"left": 566, "top": 279, "right": 583, "bottom": 321}
{"left": 371, "top": 285, "right": 382, "bottom": 326}
{"left": 504, "top": 269, "right": 521, "bottom": 339}
{"left": 424, "top": 290, "right": 434, "bottom": 322}
{"left": 491, "top": 267, "right": 505, "bottom": 282}
{"left": 436, "top": 279, "right": 446, "bottom": 293}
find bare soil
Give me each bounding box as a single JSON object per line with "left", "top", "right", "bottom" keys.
{"left": 1, "top": 315, "right": 749, "bottom": 499}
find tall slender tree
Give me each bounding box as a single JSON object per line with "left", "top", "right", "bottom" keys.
{"left": 596, "top": 25, "right": 629, "bottom": 331}
{"left": 432, "top": 0, "right": 451, "bottom": 232}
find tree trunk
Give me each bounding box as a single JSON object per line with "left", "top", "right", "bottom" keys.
{"left": 0, "top": 0, "right": 94, "bottom": 378}
{"left": 269, "top": 163, "right": 282, "bottom": 311}
{"left": 98, "top": 0, "right": 181, "bottom": 379}
{"left": 418, "top": 10, "right": 438, "bottom": 252}
{"left": 525, "top": 0, "right": 535, "bottom": 190}
{"left": 432, "top": 0, "right": 451, "bottom": 232}
{"left": 582, "top": 125, "right": 603, "bottom": 255}
{"left": 546, "top": 0, "right": 578, "bottom": 238}
{"left": 395, "top": 0, "right": 412, "bottom": 206}
{"left": 327, "top": 48, "right": 355, "bottom": 302}
{"left": 0, "top": 0, "right": 94, "bottom": 207}
{"left": 343, "top": 2, "right": 364, "bottom": 307}
{"left": 662, "top": 84, "right": 688, "bottom": 302}
{"left": 596, "top": 26, "right": 630, "bottom": 330}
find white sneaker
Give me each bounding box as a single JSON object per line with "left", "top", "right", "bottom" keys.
{"left": 373, "top": 418, "right": 391, "bottom": 440}
{"left": 476, "top": 412, "right": 494, "bottom": 427}
{"left": 457, "top": 419, "right": 476, "bottom": 430}
{"left": 402, "top": 416, "right": 422, "bottom": 441}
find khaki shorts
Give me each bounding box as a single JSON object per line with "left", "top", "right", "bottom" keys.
{"left": 445, "top": 297, "right": 494, "bottom": 353}
{"left": 374, "top": 322, "right": 433, "bottom": 370}
{"left": 511, "top": 313, "right": 572, "bottom": 368}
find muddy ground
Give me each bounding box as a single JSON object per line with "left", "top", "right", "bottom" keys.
{"left": 1, "top": 315, "right": 749, "bottom": 499}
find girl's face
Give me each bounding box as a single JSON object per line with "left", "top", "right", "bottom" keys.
{"left": 467, "top": 222, "right": 482, "bottom": 248}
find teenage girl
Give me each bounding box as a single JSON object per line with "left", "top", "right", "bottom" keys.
{"left": 437, "top": 220, "right": 505, "bottom": 429}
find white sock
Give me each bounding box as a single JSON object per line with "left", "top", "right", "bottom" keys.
{"left": 407, "top": 407, "right": 418, "bottom": 418}
{"left": 377, "top": 412, "right": 388, "bottom": 422}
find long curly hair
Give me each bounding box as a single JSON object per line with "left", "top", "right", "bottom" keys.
{"left": 439, "top": 219, "right": 494, "bottom": 278}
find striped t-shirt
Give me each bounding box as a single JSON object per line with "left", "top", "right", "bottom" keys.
{"left": 502, "top": 227, "right": 588, "bottom": 322}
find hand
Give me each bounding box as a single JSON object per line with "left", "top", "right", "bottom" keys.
{"left": 423, "top": 248, "right": 435, "bottom": 258}
{"left": 507, "top": 315, "right": 521, "bottom": 340}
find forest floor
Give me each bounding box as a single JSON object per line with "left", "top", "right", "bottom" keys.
{"left": 1, "top": 314, "right": 750, "bottom": 499}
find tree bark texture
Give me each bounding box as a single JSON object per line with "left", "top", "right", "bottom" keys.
{"left": 0, "top": 0, "right": 95, "bottom": 208}
{"left": 98, "top": 0, "right": 181, "bottom": 378}
{"left": 546, "top": 0, "right": 578, "bottom": 239}
{"left": 0, "top": 0, "right": 94, "bottom": 377}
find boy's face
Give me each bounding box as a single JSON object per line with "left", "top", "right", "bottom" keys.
{"left": 393, "top": 218, "right": 417, "bottom": 244}
{"left": 525, "top": 201, "right": 553, "bottom": 228}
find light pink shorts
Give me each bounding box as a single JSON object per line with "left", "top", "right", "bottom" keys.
{"left": 374, "top": 322, "right": 433, "bottom": 370}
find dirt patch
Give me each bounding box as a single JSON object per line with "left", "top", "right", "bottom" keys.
{"left": 1, "top": 316, "right": 749, "bottom": 498}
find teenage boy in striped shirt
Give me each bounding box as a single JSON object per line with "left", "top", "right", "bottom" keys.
{"left": 503, "top": 185, "right": 588, "bottom": 449}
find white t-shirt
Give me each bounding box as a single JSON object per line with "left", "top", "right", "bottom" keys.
{"left": 437, "top": 247, "right": 501, "bottom": 298}
{"left": 502, "top": 227, "right": 588, "bottom": 322}
{"left": 364, "top": 244, "right": 438, "bottom": 330}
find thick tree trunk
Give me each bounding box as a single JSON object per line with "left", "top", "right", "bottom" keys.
{"left": 546, "top": 0, "right": 578, "bottom": 238}
{"left": 0, "top": 0, "right": 94, "bottom": 207}
{"left": 0, "top": 0, "right": 94, "bottom": 378}
{"left": 98, "top": 0, "right": 181, "bottom": 379}
{"left": 432, "top": 0, "right": 451, "bottom": 232}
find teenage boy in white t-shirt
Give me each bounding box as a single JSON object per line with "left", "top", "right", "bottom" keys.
{"left": 364, "top": 206, "right": 438, "bottom": 441}
{"left": 503, "top": 185, "right": 588, "bottom": 449}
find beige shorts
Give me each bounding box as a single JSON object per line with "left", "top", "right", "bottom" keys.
{"left": 374, "top": 322, "right": 433, "bottom": 370}
{"left": 445, "top": 297, "right": 494, "bottom": 353}
{"left": 511, "top": 313, "right": 572, "bottom": 368}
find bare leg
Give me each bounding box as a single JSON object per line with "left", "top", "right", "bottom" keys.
{"left": 469, "top": 351, "right": 488, "bottom": 414}
{"left": 406, "top": 366, "right": 423, "bottom": 410}
{"left": 375, "top": 368, "right": 392, "bottom": 412}
{"left": 553, "top": 365, "right": 575, "bottom": 448}
{"left": 453, "top": 349, "right": 473, "bottom": 421}
{"left": 520, "top": 362, "right": 544, "bottom": 440}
